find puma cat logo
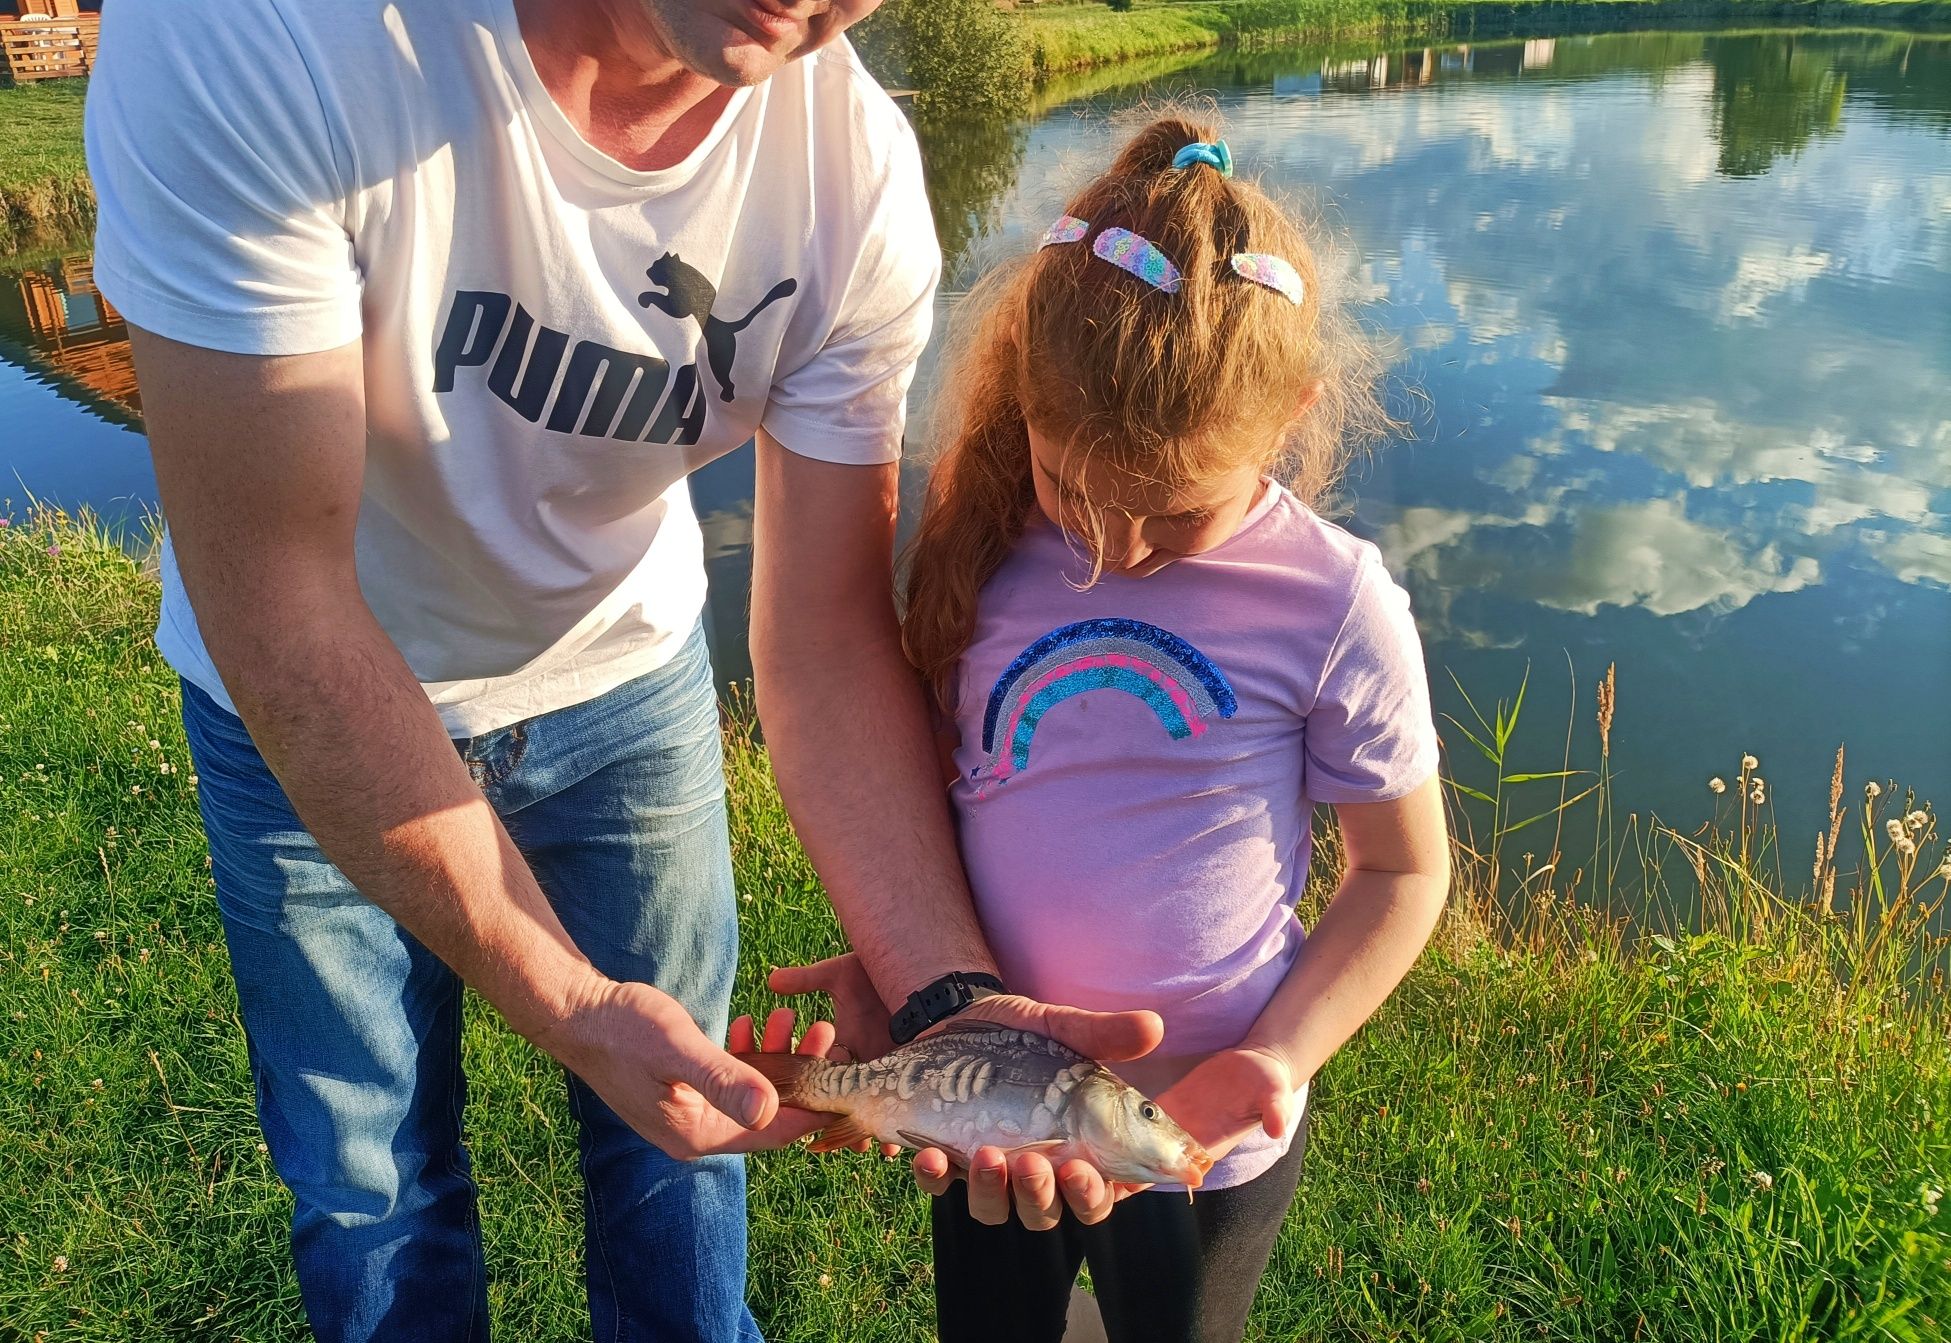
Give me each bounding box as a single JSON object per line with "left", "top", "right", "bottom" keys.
{"left": 637, "top": 252, "right": 797, "bottom": 403}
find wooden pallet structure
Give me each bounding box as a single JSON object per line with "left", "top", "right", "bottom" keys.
{"left": 1, "top": 1, "right": 99, "bottom": 84}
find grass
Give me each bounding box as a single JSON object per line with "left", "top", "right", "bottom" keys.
{"left": 1017, "top": 0, "right": 1951, "bottom": 74}
{"left": 0, "top": 79, "right": 91, "bottom": 255}
{"left": 2, "top": 508, "right": 1947, "bottom": 1341}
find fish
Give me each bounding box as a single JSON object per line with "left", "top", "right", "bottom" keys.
{"left": 738, "top": 1020, "right": 1213, "bottom": 1188}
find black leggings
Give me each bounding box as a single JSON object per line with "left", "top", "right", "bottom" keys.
{"left": 931, "top": 1117, "right": 1308, "bottom": 1343}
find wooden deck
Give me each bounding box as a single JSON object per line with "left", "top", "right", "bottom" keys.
{"left": 0, "top": 11, "right": 99, "bottom": 84}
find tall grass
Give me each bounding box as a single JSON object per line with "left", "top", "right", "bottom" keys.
{"left": 3, "top": 508, "right": 1946, "bottom": 1340}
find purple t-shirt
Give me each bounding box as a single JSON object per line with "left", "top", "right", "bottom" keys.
{"left": 949, "top": 483, "right": 1438, "bottom": 1188}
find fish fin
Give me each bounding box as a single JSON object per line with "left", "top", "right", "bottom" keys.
{"left": 731, "top": 1051, "right": 823, "bottom": 1109}
{"left": 896, "top": 1129, "right": 976, "bottom": 1172}
{"left": 806, "top": 1114, "right": 875, "bottom": 1154}
{"left": 923, "top": 1017, "right": 1005, "bottom": 1038}
{"left": 1007, "top": 1140, "right": 1065, "bottom": 1156}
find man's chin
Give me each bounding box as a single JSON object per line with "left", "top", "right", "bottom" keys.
{"left": 685, "top": 46, "right": 788, "bottom": 87}
{"left": 670, "top": 22, "right": 799, "bottom": 87}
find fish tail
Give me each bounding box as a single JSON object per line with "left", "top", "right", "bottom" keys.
{"left": 734, "top": 1051, "right": 826, "bottom": 1110}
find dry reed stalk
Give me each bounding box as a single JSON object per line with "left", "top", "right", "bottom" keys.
{"left": 1595, "top": 663, "right": 1615, "bottom": 760}
{"left": 1819, "top": 744, "right": 1845, "bottom": 913}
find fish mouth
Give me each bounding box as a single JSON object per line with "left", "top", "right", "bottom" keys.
{"left": 1182, "top": 1148, "right": 1215, "bottom": 1188}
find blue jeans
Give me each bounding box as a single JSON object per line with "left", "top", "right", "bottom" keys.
{"left": 180, "top": 626, "right": 760, "bottom": 1343}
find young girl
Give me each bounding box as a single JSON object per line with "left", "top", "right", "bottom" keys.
{"left": 900, "top": 116, "right": 1452, "bottom": 1342}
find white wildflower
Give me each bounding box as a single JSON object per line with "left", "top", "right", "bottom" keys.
{"left": 1865, "top": 781, "right": 1882, "bottom": 799}
{"left": 1749, "top": 1170, "right": 1774, "bottom": 1191}
{"left": 1906, "top": 810, "right": 1928, "bottom": 832}
{"left": 1886, "top": 819, "right": 1907, "bottom": 843}
{"left": 1708, "top": 778, "right": 1726, "bottom": 794}
{"left": 1742, "top": 754, "right": 1758, "bottom": 771}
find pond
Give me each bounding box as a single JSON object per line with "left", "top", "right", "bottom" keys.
{"left": 3, "top": 26, "right": 1947, "bottom": 865}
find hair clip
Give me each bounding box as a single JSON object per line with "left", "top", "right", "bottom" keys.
{"left": 1039, "top": 215, "right": 1090, "bottom": 248}
{"left": 1092, "top": 227, "right": 1182, "bottom": 294}
{"left": 1229, "top": 253, "right": 1306, "bottom": 305}
{"left": 1171, "top": 140, "right": 1234, "bottom": 179}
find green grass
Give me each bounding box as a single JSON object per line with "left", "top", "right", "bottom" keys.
{"left": 1018, "top": 0, "right": 1951, "bottom": 74}
{"left": 0, "top": 79, "right": 91, "bottom": 255}
{"left": 3, "top": 510, "right": 1948, "bottom": 1340}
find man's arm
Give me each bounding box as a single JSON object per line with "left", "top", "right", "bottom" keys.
{"left": 749, "top": 432, "right": 1163, "bottom": 1226}
{"left": 136, "top": 327, "right": 813, "bottom": 1156}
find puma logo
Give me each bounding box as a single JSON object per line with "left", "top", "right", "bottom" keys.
{"left": 638, "top": 252, "right": 797, "bottom": 403}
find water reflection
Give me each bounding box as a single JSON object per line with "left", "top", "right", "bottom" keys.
{"left": 3, "top": 28, "right": 1947, "bottom": 847}
{"left": 1707, "top": 35, "right": 1847, "bottom": 176}
{"left": 0, "top": 251, "right": 140, "bottom": 421}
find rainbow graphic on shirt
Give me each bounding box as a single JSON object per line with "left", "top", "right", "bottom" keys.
{"left": 974, "top": 618, "right": 1236, "bottom": 790}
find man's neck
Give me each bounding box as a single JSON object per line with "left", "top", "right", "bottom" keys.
{"left": 514, "top": 0, "right": 734, "bottom": 172}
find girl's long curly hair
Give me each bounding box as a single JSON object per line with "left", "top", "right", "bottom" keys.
{"left": 901, "top": 113, "right": 1389, "bottom": 711}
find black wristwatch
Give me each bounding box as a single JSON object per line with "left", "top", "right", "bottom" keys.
{"left": 888, "top": 971, "right": 1007, "bottom": 1046}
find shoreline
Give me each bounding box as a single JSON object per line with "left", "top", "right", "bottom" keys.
{"left": 0, "top": 80, "right": 89, "bottom": 256}
{"left": 1020, "top": 0, "right": 1951, "bottom": 76}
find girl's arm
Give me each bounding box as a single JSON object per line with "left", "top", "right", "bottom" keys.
{"left": 1159, "top": 776, "right": 1450, "bottom": 1159}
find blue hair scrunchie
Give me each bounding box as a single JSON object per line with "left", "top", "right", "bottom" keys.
{"left": 1171, "top": 139, "right": 1234, "bottom": 179}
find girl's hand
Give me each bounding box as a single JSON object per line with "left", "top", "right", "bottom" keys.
{"left": 1153, "top": 1044, "right": 1299, "bottom": 1165}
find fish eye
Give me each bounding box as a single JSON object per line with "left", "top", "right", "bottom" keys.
{"left": 1140, "top": 1103, "right": 1158, "bottom": 1122}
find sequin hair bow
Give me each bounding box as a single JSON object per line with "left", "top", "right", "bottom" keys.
{"left": 1037, "top": 216, "right": 1307, "bottom": 306}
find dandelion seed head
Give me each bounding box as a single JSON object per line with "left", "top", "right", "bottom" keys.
{"left": 1887, "top": 819, "right": 1907, "bottom": 842}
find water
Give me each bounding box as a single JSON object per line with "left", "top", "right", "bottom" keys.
{"left": 4, "top": 28, "right": 1947, "bottom": 858}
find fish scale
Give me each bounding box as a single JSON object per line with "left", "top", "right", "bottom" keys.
{"left": 737, "top": 1021, "right": 1214, "bottom": 1188}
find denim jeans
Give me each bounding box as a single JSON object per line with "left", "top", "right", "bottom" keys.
{"left": 180, "top": 625, "right": 760, "bottom": 1343}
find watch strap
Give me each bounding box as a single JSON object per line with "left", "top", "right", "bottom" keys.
{"left": 888, "top": 971, "right": 1007, "bottom": 1046}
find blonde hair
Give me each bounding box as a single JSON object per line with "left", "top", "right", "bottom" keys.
{"left": 901, "top": 113, "right": 1388, "bottom": 709}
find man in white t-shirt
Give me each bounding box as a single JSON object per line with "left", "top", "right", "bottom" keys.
{"left": 86, "top": 1, "right": 1161, "bottom": 1337}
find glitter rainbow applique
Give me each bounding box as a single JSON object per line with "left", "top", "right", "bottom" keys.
{"left": 974, "top": 618, "right": 1236, "bottom": 791}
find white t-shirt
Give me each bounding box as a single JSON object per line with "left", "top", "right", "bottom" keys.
{"left": 86, "top": 0, "right": 940, "bottom": 735}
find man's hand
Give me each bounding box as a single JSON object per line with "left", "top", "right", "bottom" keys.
{"left": 1153, "top": 1045, "right": 1299, "bottom": 1166}
{"left": 766, "top": 953, "right": 894, "bottom": 1060}
{"left": 532, "top": 982, "right": 835, "bottom": 1158}
{"left": 769, "top": 952, "right": 1164, "bottom": 1227}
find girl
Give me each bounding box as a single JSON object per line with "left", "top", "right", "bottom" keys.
{"left": 900, "top": 116, "right": 1452, "bottom": 1342}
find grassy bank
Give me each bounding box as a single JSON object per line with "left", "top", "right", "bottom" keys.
{"left": 1018, "top": 0, "right": 1951, "bottom": 75}
{"left": 0, "top": 80, "right": 91, "bottom": 256}
{"left": 3, "top": 511, "right": 1947, "bottom": 1340}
